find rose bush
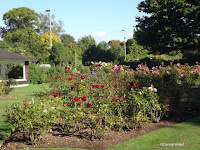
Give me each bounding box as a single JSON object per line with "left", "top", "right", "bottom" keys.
{"left": 0, "top": 78, "right": 17, "bottom": 95}
{"left": 4, "top": 62, "right": 200, "bottom": 144}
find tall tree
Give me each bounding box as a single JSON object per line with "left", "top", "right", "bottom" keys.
{"left": 37, "top": 13, "right": 65, "bottom": 36}
{"left": 66, "top": 42, "right": 82, "bottom": 65}
{"left": 3, "top": 28, "right": 45, "bottom": 59}
{"left": 134, "top": 0, "right": 200, "bottom": 54}
{"left": 50, "top": 42, "right": 68, "bottom": 66}
{"left": 60, "top": 34, "right": 75, "bottom": 46}
{"left": 108, "top": 40, "right": 121, "bottom": 46}
{"left": 126, "top": 38, "right": 137, "bottom": 54}
{"left": 2, "top": 7, "right": 38, "bottom": 31}
{"left": 78, "top": 35, "right": 96, "bottom": 53}
{"left": 40, "top": 32, "right": 62, "bottom": 51}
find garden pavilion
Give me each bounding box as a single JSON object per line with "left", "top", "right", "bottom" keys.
{"left": 0, "top": 48, "right": 37, "bottom": 86}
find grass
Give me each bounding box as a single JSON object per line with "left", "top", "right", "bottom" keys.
{"left": 0, "top": 84, "right": 49, "bottom": 146}
{"left": 108, "top": 117, "right": 200, "bottom": 150}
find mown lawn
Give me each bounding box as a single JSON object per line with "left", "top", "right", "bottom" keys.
{"left": 0, "top": 84, "right": 49, "bottom": 146}
{"left": 108, "top": 117, "right": 200, "bottom": 150}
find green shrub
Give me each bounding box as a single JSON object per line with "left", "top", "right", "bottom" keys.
{"left": 0, "top": 78, "right": 17, "bottom": 95}
{"left": 29, "top": 64, "right": 64, "bottom": 84}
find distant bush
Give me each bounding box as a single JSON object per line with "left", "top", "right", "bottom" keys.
{"left": 29, "top": 64, "right": 63, "bottom": 84}
{"left": 126, "top": 44, "right": 149, "bottom": 61}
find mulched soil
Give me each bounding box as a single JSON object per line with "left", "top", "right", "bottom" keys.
{"left": 0, "top": 94, "right": 16, "bottom": 99}
{"left": 1, "top": 109, "right": 200, "bottom": 150}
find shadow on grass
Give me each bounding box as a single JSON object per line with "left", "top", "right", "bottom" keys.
{"left": 0, "top": 120, "right": 13, "bottom": 141}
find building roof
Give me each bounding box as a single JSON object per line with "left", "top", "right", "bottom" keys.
{"left": 0, "top": 48, "right": 38, "bottom": 62}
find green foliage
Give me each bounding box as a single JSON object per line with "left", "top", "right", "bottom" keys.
{"left": 37, "top": 13, "right": 65, "bottom": 36}
{"left": 4, "top": 64, "right": 169, "bottom": 144}
{"left": 3, "top": 7, "right": 39, "bottom": 31}
{"left": 60, "top": 34, "right": 75, "bottom": 46}
{"left": 5, "top": 62, "right": 200, "bottom": 144}
{"left": 135, "top": 0, "right": 200, "bottom": 54}
{"left": 50, "top": 42, "right": 68, "bottom": 66}
{"left": 78, "top": 35, "right": 96, "bottom": 53}
{"left": 126, "top": 44, "right": 149, "bottom": 61}
{"left": 109, "top": 45, "right": 124, "bottom": 61}
{"left": 29, "top": 64, "right": 63, "bottom": 84}
{"left": 66, "top": 42, "right": 82, "bottom": 65}
{"left": 108, "top": 40, "right": 122, "bottom": 46}
{"left": 0, "top": 79, "right": 17, "bottom": 95}
{"left": 82, "top": 42, "right": 114, "bottom": 64}
{"left": 3, "top": 28, "right": 45, "bottom": 61}
{"left": 7, "top": 64, "right": 23, "bottom": 79}
{"left": 29, "top": 64, "right": 48, "bottom": 84}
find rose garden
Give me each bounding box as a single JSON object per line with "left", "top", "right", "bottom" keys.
{"left": 1, "top": 61, "right": 200, "bottom": 149}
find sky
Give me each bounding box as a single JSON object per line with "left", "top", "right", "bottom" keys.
{"left": 0, "top": 0, "right": 144, "bottom": 43}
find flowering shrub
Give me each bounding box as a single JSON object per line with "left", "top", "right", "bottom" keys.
{"left": 0, "top": 79, "right": 17, "bottom": 95}
{"left": 133, "top": 63, "right": 200, "bottom": 109}
{"left": 4, "top": 63, "right": 200, "bottom": 144}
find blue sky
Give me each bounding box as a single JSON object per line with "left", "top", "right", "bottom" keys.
{"left": 0, "top": 0, "right": 144, "bottom": 43}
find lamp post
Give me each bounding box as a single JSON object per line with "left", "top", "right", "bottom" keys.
{"left": 133, "top": 26, "right": 136, "bottom": 39}
{"left": 122, "top": 30, "right": 126, "bottom": 60}
{"left": 46, "top": 10, "right": 52, "bottom": 52}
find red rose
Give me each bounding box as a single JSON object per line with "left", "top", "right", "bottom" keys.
{"left": 112, "top": 97, "right": 116, "bottom": 102}
{"left": 54, "top": 94, "right": 59, "bottom": 97}
{"left": 121, "top": 96, "right": 125, "bottom": 100}
{"left": 68, "top": 67, "right": 70, "bottom": 69}
{"left": 115, "top": 85, "right": 117, "bottom": 88}
{"left": 81, "top": 75, "right": 85, "bottom": 80}
{"left": 24, "top": 102, "right": 29, "bottom": 106}
{"left": 88, "top": 101, "right": 92, "bottom": 106}
{"left": 99, "top": 64, "right": 102, "bottom": 67}
{"left": 96, "top": 85, "right": 99, "bottom": 88}
{"left": 101, "top": 85, "right": 105, "bottom": 88}
{"left": 74, "top": 97, "right": 79, "bottom": 101}
{"left": 71, "top": 74, "right": 74, "bottom": 76}
{"left": 120, "top": 80, "right": 123, "bottom": 83}
{"left": 68, "top": 77, "right": 73, "bottom": 81}
{"left": 96, "top": 64, "right": 99, "bottom": 67}
{"left": 63, "top": 102, "right": 68, "bottom": 106}
{"left": 65, "top": 66, "right": 68, "bottom": 69}
{"left": 77, "top": 73, "right": 81, "bottom": 75}
{"left": 76, "top": 86, "right": 79, "bottom": 89}
{"left": 130, "top": 82, "right": 134, "bottom": 86}
{"left": 135, "top": 83, "right": 139, "bottom": 88}
{"left": 92, "top": 85, "right": 96, "bottom": 88}
{"left": 82, "top": 96, "right": 87, "bottom": 101}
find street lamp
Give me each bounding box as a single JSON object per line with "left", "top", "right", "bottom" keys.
{"left": 122, "top": 30, "right": 126, "bottom": 60}
{"left": 133, "top": 26, "right": 136, "bottom": 39}
{"left": 46, "top": 10, "right": 52, "bottom": 52}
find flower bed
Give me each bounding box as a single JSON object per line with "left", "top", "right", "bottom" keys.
{"left": 4, "top": 62, "right": 200, "bottom": 144}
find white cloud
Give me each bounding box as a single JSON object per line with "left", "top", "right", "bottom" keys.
{"left": 92, "top": 31, "right": 107, "bottom": 43}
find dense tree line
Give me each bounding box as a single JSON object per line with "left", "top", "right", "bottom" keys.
{"left": 0, "top": 7, "right": 143, "bottom": 66}
{"left": 134, "top": 0, "right": 200, "bottom": 61}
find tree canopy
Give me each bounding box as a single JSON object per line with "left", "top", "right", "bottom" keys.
{"left": 3, "top": 7, "right": 39, "bottom": 31}
{"left": 37, "top": 13, "right": 65, "bottom": 36}
{"left": 134, "top": 0, "right": 200, "bottom": 54}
